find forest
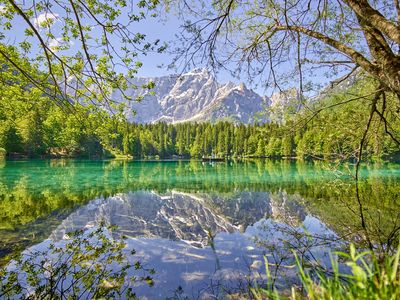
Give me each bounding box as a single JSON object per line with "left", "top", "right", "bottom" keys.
{"left": 1, "top": 70, "right": 399, "bottom": 162}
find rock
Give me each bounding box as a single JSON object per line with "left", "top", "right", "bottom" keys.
{"left": 111, "top": 69, "right": 269, "bottom": 124}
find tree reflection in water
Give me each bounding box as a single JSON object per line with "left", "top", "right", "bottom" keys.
{"left": 0, "top": 160, "right": 399, "bottom": 298}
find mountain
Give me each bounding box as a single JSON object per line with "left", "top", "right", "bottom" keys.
{"left": 267, "top": 88, "right": 302, "bottom": 123}
{"left": 49, "top": 190, "right": 310, "bottom": 247}
{"left": 112, "top": 69, "right": 269, "bottom": 124}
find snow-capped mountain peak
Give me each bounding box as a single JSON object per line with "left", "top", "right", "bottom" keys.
{"left": 112, "top": 69, "right": 269, "bottom": 124}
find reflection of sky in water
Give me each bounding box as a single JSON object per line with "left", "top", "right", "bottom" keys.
{"left": 14, "top": 190, "right": 341, "bottom": 299}
{"left": 1, "top": 159, "right": 399, "bottom": 263}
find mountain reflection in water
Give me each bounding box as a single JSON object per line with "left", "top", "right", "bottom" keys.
{"left": 42, "top": 190, "right": 336, "bottom": 299}
{"left": 0, "top": 160, "right": 399, "bottom": 298}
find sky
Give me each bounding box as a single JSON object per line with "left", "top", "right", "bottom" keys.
{"left": 130, "top": 13, "right": 250, "bottom": 88}
{"left": 0, "top": 1, "right": 344, "bottom": 98}
{"left": 134, "top": 14, "right": 341, "bottom": 96}
{"left": 2, "top": 3, "right": 246, "bottom": 87}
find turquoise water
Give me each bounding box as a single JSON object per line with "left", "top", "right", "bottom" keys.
{"left": 0, "top": 159, "right": 399, "bottom": 298}
{"left": 1, "top": 159, "right": 398, "bottom": 199}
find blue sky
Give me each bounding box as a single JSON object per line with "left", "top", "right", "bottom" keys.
{"left": 132, "top": 14, "right": 251, "bottom": 88}
{"left": 2, "top": 3, "right": 244, "bottom": 88}
{"left": 111, "top": 9, "right": 340, "bottom": 96}
{"left": 1, "top": 1, "right": 341, "bottom": 97}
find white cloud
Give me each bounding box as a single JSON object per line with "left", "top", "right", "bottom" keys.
{"left": 0, "top": 5, "right": 6, "bottom": 14}
{"left": 34, "top": 12, "right": 59, "bottom": 28}
{"left": 48, "top": 37, "right": 74, "bottom": 52}
{"left": 48, "top": 38, "right": 62, "bottom": 50}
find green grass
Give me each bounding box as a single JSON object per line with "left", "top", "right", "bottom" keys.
{"left": 252, "top": 244, "right": 400, "bottom": 299}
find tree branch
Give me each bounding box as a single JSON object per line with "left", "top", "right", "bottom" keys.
{"left": 345, "top": 0, "right": 400, "bottom": 45}
{"left": 273, "top": 24, "right": 376, "bottom": 75}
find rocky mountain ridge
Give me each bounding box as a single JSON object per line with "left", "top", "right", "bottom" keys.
{"left": 49, "top": 190, "right": 309, "bottom": 247}
{"left": 112, "top": 69, "right": 270, "bottom": 124}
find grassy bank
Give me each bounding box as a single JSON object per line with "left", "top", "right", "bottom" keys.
{"left": 252, "top": 244, "right": 400, "bottom": 300}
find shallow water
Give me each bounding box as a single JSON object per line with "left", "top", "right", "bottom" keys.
{"left": 0, "top": 160, "right": 399, "bottom": 298}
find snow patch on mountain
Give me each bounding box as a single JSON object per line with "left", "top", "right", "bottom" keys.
{"left": 111, "top": 68, "right": 269, "bottom": 124}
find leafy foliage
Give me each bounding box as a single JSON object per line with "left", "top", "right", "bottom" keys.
{"left": 0, "top": 224, "right": 154, "bottom": 299}
{"left": 0, "top": 0, "right": 164, "bottom": 108}
{"left": 252, "top": 244, "right": 400, "bottom": 300}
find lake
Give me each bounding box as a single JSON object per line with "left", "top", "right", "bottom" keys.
{"left": 0, "top": 160, "right": 399, "bottom": 298}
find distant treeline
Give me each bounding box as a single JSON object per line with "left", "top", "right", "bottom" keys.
{"left": 106, "top": 118, "right": 399, "bottom": 160}
{"left": 1, "top": 113, "right": 399, "bottom": 161}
